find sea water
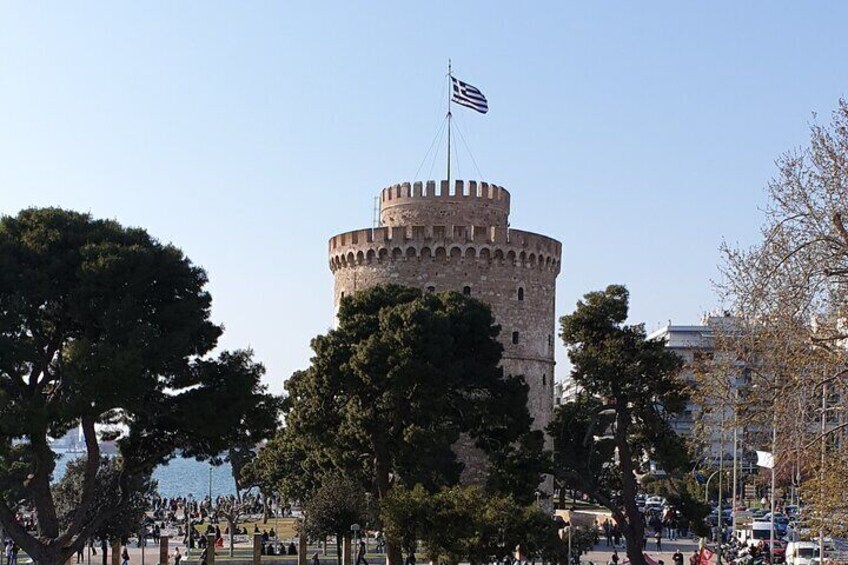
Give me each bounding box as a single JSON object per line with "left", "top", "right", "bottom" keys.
{"left": 53, "top": 452, "right": 237, "bottom": 499}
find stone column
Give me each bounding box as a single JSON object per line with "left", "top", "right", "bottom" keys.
{"left": 159, "top": 536, "right": 170, "bottom": 565}
{"left": 205, "top": 535, "right": 216, "bottom": 565}
{"left": 252, "top": 533, "right": 262, "bottom": 565}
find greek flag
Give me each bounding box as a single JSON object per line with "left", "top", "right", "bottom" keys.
{"left": 451, "top": 77, "right": 488, "bottom": 114}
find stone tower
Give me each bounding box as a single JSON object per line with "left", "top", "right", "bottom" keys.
{"left": 328, "top": 179, "right": 562, "bottom": 482}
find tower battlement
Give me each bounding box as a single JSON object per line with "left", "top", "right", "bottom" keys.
{"left": 380, "top": 180, "right": 510, "bottom": 228}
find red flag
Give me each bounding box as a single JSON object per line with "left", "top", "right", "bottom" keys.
{"left": 699, "top": 547, "right": 715, "bottom": 565}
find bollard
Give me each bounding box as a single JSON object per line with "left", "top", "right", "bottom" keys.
{"left": 205, "top": 536, "right": 215, "bottom": 565}
{"left": 252, "top": 533, "right": 262, "bottom": 565}
{"left": 159, "top": 536, "right": 170, "bottom": 565}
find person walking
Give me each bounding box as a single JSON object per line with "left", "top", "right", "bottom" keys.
{"left": 10, "top": 542, "right": 19, "bottom": 565}
{"left": 673, "top": 549, "right": 684, "bottom": 565}
{"left": 121, "top": 547, "right": 130, "bottom": 565}
{"left": 174, "top": 547, "right": 182, "bottom": 565}
{"left": 355, "top": 540, "right": 368, "bottom": 565}
{"left": 655, "top": 530, "right": 663, "bottom": 553}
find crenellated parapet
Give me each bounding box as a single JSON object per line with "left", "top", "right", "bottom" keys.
{"left": 380, "top": 180, "right": 511, "bottom": 228}
{"left": 328, "top": 227, "right": 561, "bottom": 274}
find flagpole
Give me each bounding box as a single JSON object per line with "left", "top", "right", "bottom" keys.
{"left": 447, "top": 59, "right": 452, "bottom": 188}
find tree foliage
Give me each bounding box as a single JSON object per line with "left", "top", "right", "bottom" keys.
{"left": 552, "top": 285, "right": 689, "bottom": 565}
{"left": 718, "top": 99, "right": 848, "bottom": 516}
{"left": 252, "top": 284, "right": 545, "bottom": 565}
{"left": 53, "top": 457, "right": 155, "bottom": 543}
{"left": 380, "top": 484, "right": 565, "bottom": 565}
{"left": 300, "top": 475, "right": 368, "bottom": 565}
{"left": 0, "top": 208, "right": 281, "bottom": 565}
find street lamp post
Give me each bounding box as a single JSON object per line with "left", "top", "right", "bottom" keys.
{"left": 704, "top": 470, "right": 721, "bottom": 505}
{"left": 187, "top": 494, "right": 193, "bottom": 559}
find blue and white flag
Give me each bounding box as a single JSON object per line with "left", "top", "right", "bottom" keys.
{"left": 451, "top": 76, "right": 488, "bottom": 114}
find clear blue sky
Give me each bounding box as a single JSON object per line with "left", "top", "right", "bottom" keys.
{"left": 2, "top": 3, "right": 846, "bottom": 390}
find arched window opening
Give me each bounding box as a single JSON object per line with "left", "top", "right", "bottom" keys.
{"left": 512, "top": 331, "right": 519, "bottom": 345}
{"left": 518, "top": 287, "right": 525, "bottom": 301}
{"left": 426, "top": 285, "right": 435, "bottom": 293}
{"left": 463, "top": 286, "right": 471, "bottom": 295}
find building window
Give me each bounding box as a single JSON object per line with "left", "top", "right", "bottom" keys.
{"left": 426, "top": 286, "right": 435, "bottom": 293}
{"left": 542, "top": 374, "right": 547, "bottom": 386}
{"left": 340, "top": 291, "right": 345, "bottom": 299}
{"left": 463, "top": 286, "right": 471, "bottom": 295}
{"left": 512, "top": 331, "right": 519, "bottom": 344}
{"left": 518, "top": 287, "right": 524, "bottom": 301}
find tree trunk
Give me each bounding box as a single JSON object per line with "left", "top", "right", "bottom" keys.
{"left": 336, "top": 536, "right": 342, "bottom": 565}
{"left": 374, "top": 452, "right": 402, "bottom": 565}
{"left": 615, "top": 407, "right": 646, "bottom": 565}
{"left": 27, "top": 545, "right": 64, "bottom": 565}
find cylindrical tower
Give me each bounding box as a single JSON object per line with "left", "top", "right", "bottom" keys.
{"left": 328, "top": 179, "right": 562, "bottom": 485}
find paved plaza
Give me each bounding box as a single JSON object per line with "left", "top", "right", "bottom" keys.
{"left": 67, "top": 531, "right": 702, "bottom": 565}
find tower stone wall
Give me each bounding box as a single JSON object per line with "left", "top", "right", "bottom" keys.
{"left": 328, "top": 179, "right": 562, "bottom": 486}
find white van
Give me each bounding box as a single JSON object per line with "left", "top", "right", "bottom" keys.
{"left": 786, "top": 542, "right": 820, "bottom": 565}
{"left": 735, "top": 521, "right": 778, "bottom": 547}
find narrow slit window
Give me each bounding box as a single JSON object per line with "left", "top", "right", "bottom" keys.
{"left": 518, "top": 287, "right": 524, "bottom": 301}
{"left": 543, "top": 374, "right": 547, "bottom": 386}
{"left": 512, "top": 331, "right": 519, "bottom": 344}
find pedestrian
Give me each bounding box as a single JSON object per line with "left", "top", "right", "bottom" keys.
{"left": 174, "top": 547, "right": 182, "bottom": 565}
{"left": 77, "top": 545, "right": 84, "bottom": 563}
{"left": 655, "top": 530, "right": 663, "bottom": 552}
{"left": 121, "top": 546, "right": 130, "bottom": 565}
{"left": 355, "top": 540, "right": 368, "bottom": 565}
{"left": 608, "top": 552, "right": 619, "bottom": 565}
{"left": 673, "top": 549, "right": 684, "bottom": 565}
{"left": 604, "top": 520, "right": 613, "bottom": 547}
{"left": 312, "top": 552, "right": 320, "bottom": 565}
{"left": 11, "top": 542, "right": 19, "bottom": 565}
{"left": 613, "top": 526, "right": 621, "bottom": 548}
